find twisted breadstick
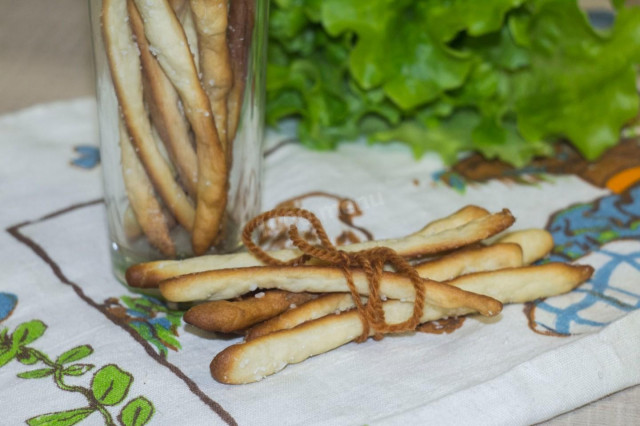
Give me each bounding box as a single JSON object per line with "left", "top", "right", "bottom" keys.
{"left": 126, "top": 205, "right": 501, "bottom": 288}
{"left": 159, "top": 264, "right": 504, "bottom": 319}
{"left": 102, "top": 0, "right": 196, "bottom": 233}
{"left": 118, "top": 119, "right": 175, "bottom": 256}
{"left": 227, "top": 0, "right": 255, "bottom": 146}
{"left": 170, "top": 0, "right": 200, "bottom": 72}
{"left": 190, "top": 0, "right": 233, "bottom": 154}
{"left": 128, "top": 1, "right": 199, "bottom": 199}
{"left": 184, "top": 290, "right": 316, "bottom": 333}
{"left": 133, "top": 0, "right": 229, "bottom": 254}
{"left": 212, "top": 263, "right": 593, "bottom": 384}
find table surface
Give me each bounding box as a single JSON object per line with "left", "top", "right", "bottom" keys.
{"left": 1, "top": 1, "right": 638, "bottom": 424}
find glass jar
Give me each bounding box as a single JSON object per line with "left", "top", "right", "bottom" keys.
{"left": 90, "top": 0, "right": 267, "bottom": 282}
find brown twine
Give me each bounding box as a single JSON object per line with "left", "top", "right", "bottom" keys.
{"left": 242, "top": 207, "right": 427, "bottom": 342}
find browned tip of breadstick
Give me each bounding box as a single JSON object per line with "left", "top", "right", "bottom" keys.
{"left": 210, "top": 341, "right": 244, "bottom": 384}
{"left": 184, "top": 290, "right": 315, "bottom": 333}
{"left": 125, "top": 262, "right": 163, "bottom": 289}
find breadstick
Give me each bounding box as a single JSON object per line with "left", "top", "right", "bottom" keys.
{"left": 246, "top": 244, "right": 523, "bottom": 340}
{"left": 170, "top": 0, "right": 200, "bottom": 72}
{"left": 133, "top": 0, "right": 229, "bottom": 255}
{"left": 496, "top": 229, "right": 554, "bottom": 265}
{"left": 157, "top": 210, "right": 516, "bottom": 300}
{"left": 414, "top": 243, "right": 523, "bottom": 281}
{"left": 227, "top": 0, "right": 255, "bottom": 145}
{"left": 184, "top": 291, "right": 316, "bottom": 333}
{"left": 246, "top": 293, "right": 358, "bottom": 341}
{"left": 190, "top": 0, "right": 232, "bottom": 154}
{"left": 211, "top": 263, "right": 593, "bottom": 384}
{"left": 123, "top": 206, "right": 143, "bottom": 241}
{"left": 159, "top": 265, "right": 504, "bottom": 319}
{"left": 129, "top": 1, "right": 199, "bottom": 198}
{"left": 126, "top": 205, "right": 502, "bottom": 288}
{"left": 102, "top": 0, "right": 196, "bottom": 232}
{"left": 118, "top": 119, "right": 175, "bottom": 256}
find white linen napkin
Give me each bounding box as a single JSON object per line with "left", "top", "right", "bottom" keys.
{"left": 0, "top": 99, "right": 638, "bottom": 425}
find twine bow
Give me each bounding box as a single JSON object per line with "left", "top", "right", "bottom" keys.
{"left": 242, "top": 208, "right": 427, "bottom": 342}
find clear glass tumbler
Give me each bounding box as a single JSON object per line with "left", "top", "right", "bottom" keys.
{"left": 90, "top": 0, "right": 268, "bottom": 281}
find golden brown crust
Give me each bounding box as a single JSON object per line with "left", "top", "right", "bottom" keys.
{"left": 395, "top": 208, "right": 514, "bottom": 259}
{"left": 118, "top": 119, "right": 175, "bottom": 256}
{"left": 226, "top": 0, "right": 255, "bottom": 146}
{"left": 210, "top": 262, "right": 593, "bottom": 384}
{"left": 245, "top": 245, "right": 522, "bottom": 341}
{"left": 446, "top": 263, "right": 594, "bottom": 304}
{"left": 245, "top": 293, "right": 355, "bottom": 341}
{"left": 159, "top": 264, "right": 503, "bottom": 317}
{"left": 418, "top": 205, "right": 489, "bottom": 235}
{"left": 126, "top": 206, "right": 511, "bottom": 288}
{"left": 129, "top": 0, "right": 199, "bottom": 198}
{"left": 190, "top": 0, "right": 232, "bottom": 155}
{"left": 103, "top": 0, "right": 196, "bottom": 232}
{"left": 184, "top": 290, "right": 315, "bottom": 333}
{"left": 414, "top": 242, "right": 523, "bottom": 281}
{"left": 132, "top": 0, "right": 228, "bottom": 255}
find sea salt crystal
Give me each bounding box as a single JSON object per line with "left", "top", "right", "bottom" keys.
{"left": 334, "top": 309, "right": 341, "bottom": 315}
{"left": 255, "top": 292, "right": 265, "bottom": 299}
{"left": 381, "top": 295, "right": 387, "bottom": 301}
{"left": 289, "top": 304, "right": 297, "bottom": 309}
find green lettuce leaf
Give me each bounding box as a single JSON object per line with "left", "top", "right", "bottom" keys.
{"left": 266, "top": 0, "right": 640, "bottom": 166}
{"left": 513, "top": 1, "right": 640, "bottom": 160}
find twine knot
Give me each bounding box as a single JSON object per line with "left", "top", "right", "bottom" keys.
{"left": 242, "top": 208, "right": 426, "bottom": 342}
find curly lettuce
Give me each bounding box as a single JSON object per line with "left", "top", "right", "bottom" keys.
{"left": 266, "top": 0, "right": 640, "bottom": 166}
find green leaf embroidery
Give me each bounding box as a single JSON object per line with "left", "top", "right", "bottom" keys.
{"left": 17, "top": 368, "right": 54, "bottom": 379}
{"left": 17, "top": 348, "right": 40, "bottom": 365}
{"left": 0, "top": 347, "right": 16, "bottom": 368}
{"left": 56, "top": 345, "right": 93, "bottom": 365}
{"left": 27, "top": 407, "right": 94, "bottom": 426}
{"left": 12, "top": 320, "right": 47, "bottom": 347}
{"left": 119, "top": 396, "right": 155, "bottom": 426}
{"left": 91, "top": 364, "right": 133, "bottom": 406}
{"left": 1, "top": 319, "right": 155, "bottom": 425}
{"left": 62, "top": 363, "right": 94, "bottom": 377}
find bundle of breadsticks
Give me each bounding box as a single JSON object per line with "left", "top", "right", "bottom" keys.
{"left": 102, "top": 0, "right": 254, "bottom": 256}
{"left": 126, "top": 205, "right": 594, "bottom": 384}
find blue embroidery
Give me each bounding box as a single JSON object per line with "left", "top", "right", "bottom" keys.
{"left": 530, "top": 184, "right": 640, "bottom": 335}
{"left": 104, "top": 296, "right": 183, "bottom": 358}
{"left": 0, "top": 293, "right": 18, "bottom": 323}
{"left": 70, "top": 145, "right": 100, "bottom": 169}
